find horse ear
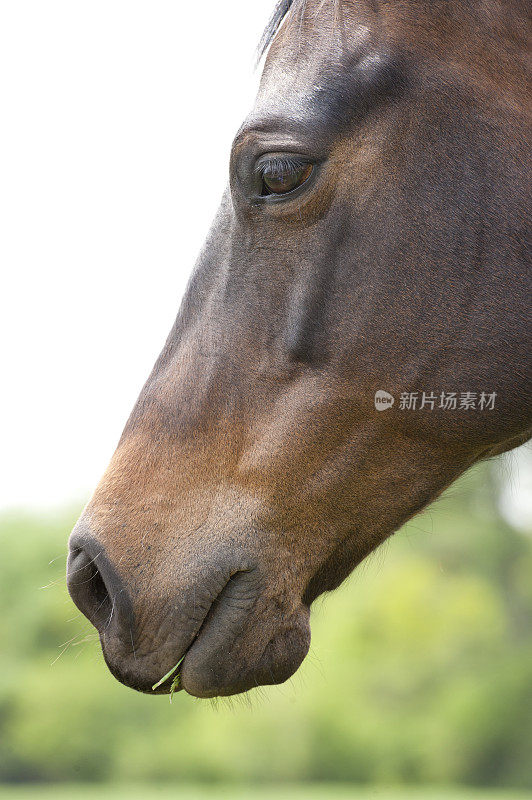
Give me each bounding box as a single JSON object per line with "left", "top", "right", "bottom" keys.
{"left": 256, "top": 0, "right": 294, "bottom": 65}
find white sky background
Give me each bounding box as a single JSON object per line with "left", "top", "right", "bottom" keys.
{"left": 0, "top": 1, "right": 273, "bottom": 510}
{"left": 0, "top": 1, "right": 530, "bottom": 528}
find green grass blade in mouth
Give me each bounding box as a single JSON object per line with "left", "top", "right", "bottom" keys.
{"left": 151, "top": 655, "right": 185, "bottom": 692}
{"left": 169, "top": 672, "right": 181, "bottom": 702}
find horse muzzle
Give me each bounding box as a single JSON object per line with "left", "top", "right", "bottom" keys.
{"left": 66, "top": 526, "right": 310, "bottom": 698}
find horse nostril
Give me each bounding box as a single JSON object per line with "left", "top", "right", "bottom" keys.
{"left": 67, "top": 544, "right": 113, "bottom": 631}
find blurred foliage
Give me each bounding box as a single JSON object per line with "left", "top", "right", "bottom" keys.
{"left": 0, "top": 785, "right": 531, "bottom": 800}
{"left": 0, "top": 464, "right": 531, "bottom": 788}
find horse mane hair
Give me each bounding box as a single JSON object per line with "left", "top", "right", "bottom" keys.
{"left": 257, "top": 0, "right": 295, "bottom": 61}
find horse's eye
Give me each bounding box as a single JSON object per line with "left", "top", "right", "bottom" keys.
{"left": 260, "top": 160, "right": 313, "bottom": 196}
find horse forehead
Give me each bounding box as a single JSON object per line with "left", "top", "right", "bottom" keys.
{"left": 255, "top": 0, "right": 377, "bottom": 120}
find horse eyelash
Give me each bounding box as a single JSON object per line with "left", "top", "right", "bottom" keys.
{"left": 255, "top": 156, "right": 309, "bottom": 179}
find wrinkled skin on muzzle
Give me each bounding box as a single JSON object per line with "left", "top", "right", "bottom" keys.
{"left": 67, "top": 0, "right": 531, "bottom": 698}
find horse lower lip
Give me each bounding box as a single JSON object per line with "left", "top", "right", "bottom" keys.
{"left": 177, "top": 584, "right": 238, "bottom": 680}
{"left": 178, "top": 570, "right": 262, "bottom": 697}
